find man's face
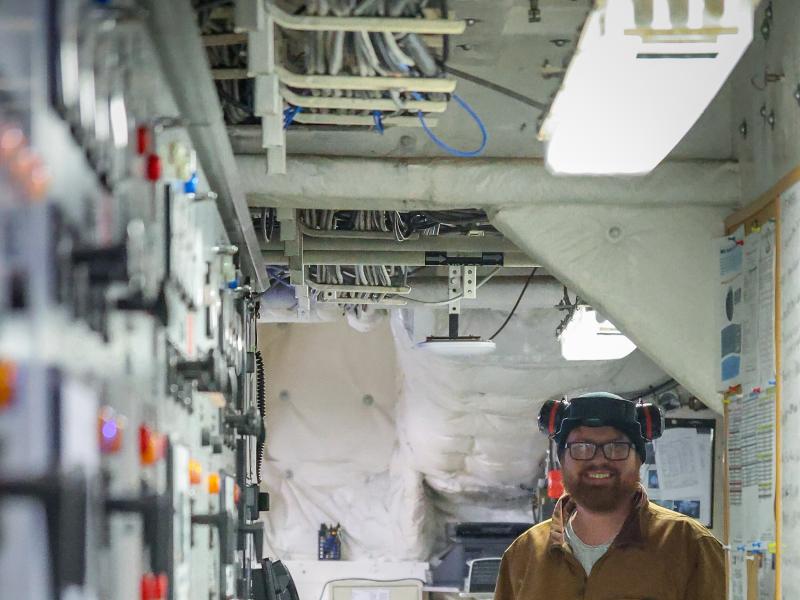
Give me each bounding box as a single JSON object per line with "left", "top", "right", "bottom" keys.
{"left": 561, "top": 425, "right": 641, "bottom": 513}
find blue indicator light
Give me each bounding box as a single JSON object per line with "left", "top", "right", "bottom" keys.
{"left": 102, "top": 420, "right": 118, "bottom": 440}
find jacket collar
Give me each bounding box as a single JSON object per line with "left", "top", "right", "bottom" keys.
{"left": 548, "top": 484, "right": 649, "bottom": 551}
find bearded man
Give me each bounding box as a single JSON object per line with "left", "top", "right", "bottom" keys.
{"left": 494, "top": 392, "right": 725, "bottom": 600}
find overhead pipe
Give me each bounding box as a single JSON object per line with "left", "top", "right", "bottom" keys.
{"left": 238, "top": 155, "right": 741, "bottom": 212}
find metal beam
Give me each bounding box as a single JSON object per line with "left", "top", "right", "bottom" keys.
{"left": 261, "top": 235, "right": 520, "bottom": 254}
{"left": 261, "top": 250, "right": 536, "bottom": 267}
{"left": 141, "top": 0, "right": 268, "bottom": 292}
{"left": 238, "top": 155, "right": 741, "bottom": 212}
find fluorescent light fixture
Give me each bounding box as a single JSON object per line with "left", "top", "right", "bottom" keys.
{"left": 540, "top": 0, "right": 753, "bottom": 175}
{"left": 416, "top": 337, "right": 496, "bottom": 356}
{"left": 559, "top": 306, "right": 636, "bottom": 361}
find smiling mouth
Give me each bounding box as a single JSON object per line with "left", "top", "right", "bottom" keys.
{"left": 585, "top": 472, "right": 613, "bottom": 480}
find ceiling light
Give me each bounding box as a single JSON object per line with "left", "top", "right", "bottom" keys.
{"left": 559, "top": 306, "right": 636, "bottom": 361}
{"left": 416, "top": 336, "right": 496, "bottom": 356}
{"left": 539, "top": 0, "right": 753, "bottom": 175}
{"left": 415, "top": 311, "right": 496, "bottom": 357}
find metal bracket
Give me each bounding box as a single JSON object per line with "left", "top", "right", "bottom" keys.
{"left": 760, "top": 1, "right": 773, "bottom": 41}
{"left": 448, "top": 266, "right": 462, "bottom": 315}
{"left": 310, "top": 282, "right": 411, "bottom": 295}
{"left": 425, "top": 252, "right": 504, "bottom": 266}
{"left": 318, "top": 295, "right": 407, "bottom": 306}
{"left": 276, "top": 209, "right": 303, "bottom": 283}
{"left": 463, "top": 266, "right": 477, "bottom": 300}
{"left": 248, "top": 14, "right": 286, "bottom": 174}
{"left": 276, "top": 208, "right": 296, "bottom": 242}
{"left": 294, "top": 285, "right": 310, "bottom": 316}
{"left": 273, "top": 209, "right": 307, "bottom": 313}
{"left": 235, "top": 0, "right": 266, "bottom": 31}
{"left": 529, "top": 0, "right": 541, "bottom": 23}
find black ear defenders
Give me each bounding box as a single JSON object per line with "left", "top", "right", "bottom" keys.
{"left": 538, "top": 393, "right": 664, "bottom": 443}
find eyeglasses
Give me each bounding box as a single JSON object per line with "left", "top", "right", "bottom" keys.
{"left": 565, "top": 441, "right": 635, "bottom": 461}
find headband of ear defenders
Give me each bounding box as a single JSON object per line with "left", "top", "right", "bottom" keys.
{"left": 537, "top": 393, "right": 664, "bottom": 461}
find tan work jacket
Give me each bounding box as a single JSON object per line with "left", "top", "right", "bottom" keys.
{"left": 494, "top": 487, "right": 725, "bottom": 600}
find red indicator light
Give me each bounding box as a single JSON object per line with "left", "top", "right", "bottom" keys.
{"left": 146, "top": 154, "right": 161, "bottom": 182}
{"left": 136, "top": 126, "right": 151, "bottom": 155}
{"left": 139, "top": 425, "right": 165, "bottom": 466}
{"left": 141, "top": 572, "right": 168, "bottom": 600}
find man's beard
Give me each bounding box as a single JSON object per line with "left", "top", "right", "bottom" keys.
{"left": 562, "top": 464, "right": 640, "bottom": 513}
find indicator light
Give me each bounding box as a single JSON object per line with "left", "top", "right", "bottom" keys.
{"left": 98, "top": 407, "right": 124, "bottom": 454}
{"left": 0, "top": 127, "right": 24, "bottom": 161}
{"left": 189, "top": 459, "right": 203, "bottom": 485}
{"left": 25, "top": 162, "right": 50, "bottom": 201}
{"left": 0, "top": 361, "right": 17, "bottom": 411}
{"left": 146, "top": 154, "right": 161, "bottom": 182}
{"left": 139, "top": 425, "right": 165, "bottom": 465}
{"left": 9, "top": 148, "right": 36, "bottom": 181}
{"left": 208, "top": 472, "right": 220, "bottom": 495}
{"left": 141, "top": 572, "right": 168, "bottom": 600}
{"left": 136, "top": 125, "right": 151, "bottom": 155}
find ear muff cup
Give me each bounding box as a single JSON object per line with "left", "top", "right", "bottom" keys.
{"left": 538, "top": 399, "right": 567, "bottom": 436}
{"left": 635, "top": 403, "right": 664, "bottom": 441}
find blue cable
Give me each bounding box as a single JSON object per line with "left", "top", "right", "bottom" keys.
{"left": 411, "top": 92, "right": 488, "bottom": 158}
{"left": 283, "top": 105, "right": 303, "bottom": 129}
{"left": 372, "top": 111, "right": 385, "bottom": 135}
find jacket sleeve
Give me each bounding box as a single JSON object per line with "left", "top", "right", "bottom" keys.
{"left": 494, "top": 550, "right": 516, "bottom": 600}
{"left": 684, "top": 535, "right": 727, "bottom": 600}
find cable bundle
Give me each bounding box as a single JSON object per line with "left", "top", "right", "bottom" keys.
{"left": 195, "top": 1, "right": 256, "bottom": 125}
{"left": 302, "top": 209, "right": 404, "bottom": 307}
{"left": 255, "top": 350, "right": 266, "bottom": 483}
{"left": 293, "top": 0, "right": 447, "bottom": 78}
{"left": 276, "top": 0, "right": 475, "bottom": 138}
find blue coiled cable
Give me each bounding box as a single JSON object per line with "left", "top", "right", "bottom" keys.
{"left": 412, "top": 92, "right": 487, "bottom": 158}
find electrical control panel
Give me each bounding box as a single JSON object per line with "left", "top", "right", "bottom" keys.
{"left": 0, "top": 1, "right": 269, "bottom": 598}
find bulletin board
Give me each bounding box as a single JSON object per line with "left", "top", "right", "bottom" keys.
{"left": 639, "top": 418, "right": 716, "bottom": 528}
{"left": 722, "top": 166, "right": 800, "bottom": 600}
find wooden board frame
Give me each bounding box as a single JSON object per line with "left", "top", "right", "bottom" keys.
{"left": 725, "top": 167, "right": 799, "bottom": 600}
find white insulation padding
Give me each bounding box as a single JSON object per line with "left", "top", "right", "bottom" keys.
{"left": 392, "top": 308, "right": 668, "bottom": 528}
{"left": 492, "top": 203, "right": 730, "bottom": 412}
{"left": 259, "top": 321, "right": 431, "bottom": 561}
{"left": 259, "top": 304, "right": 668, "bottom": 563}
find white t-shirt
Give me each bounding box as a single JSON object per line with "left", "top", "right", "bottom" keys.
{"left": 564, "top": 518, "right": 612, "bottom": 575}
